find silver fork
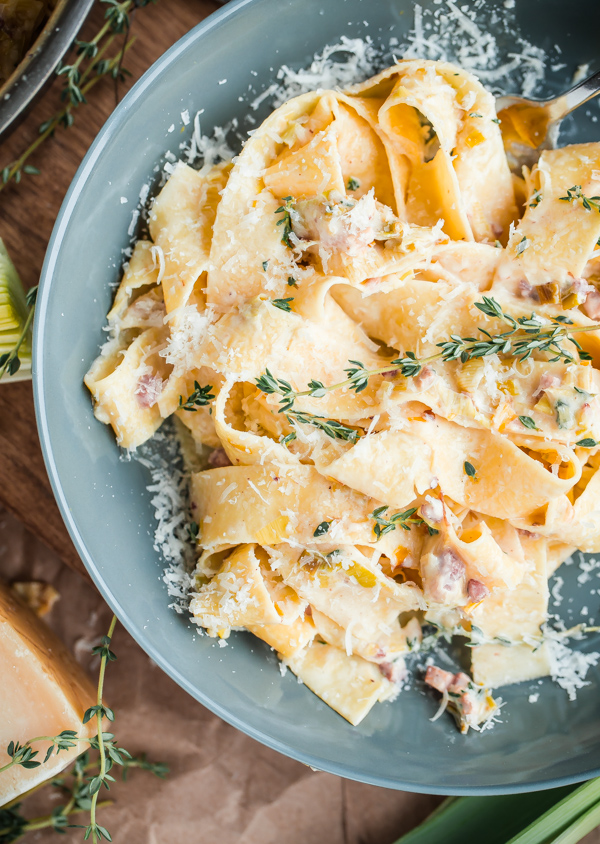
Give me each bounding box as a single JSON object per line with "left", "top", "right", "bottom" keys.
{"left": 495, "top": 69, "right": 600, "bottom": 169}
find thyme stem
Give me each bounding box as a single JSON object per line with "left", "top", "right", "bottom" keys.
{"left": 89, "top": 614, "right": 117, "bottom": 843}
{"left": 256, "top": 297, "right": 600, "bottom": 421}
{"left": 23, "top": 802, "right": 113, "bottom": 833}
{"left": 0, "top": 732, "right": 76, "bottom": 775}
{"left": 0, "top": 36, "right": 134, "bottom": 194}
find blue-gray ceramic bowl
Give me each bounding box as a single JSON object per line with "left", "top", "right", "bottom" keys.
{"left": 34, "top": 0, "right": 600, "bottom": 794}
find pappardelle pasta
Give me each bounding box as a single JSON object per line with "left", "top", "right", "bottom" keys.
{"left": 86, "top": 59, "right": 600, "bottom": 733}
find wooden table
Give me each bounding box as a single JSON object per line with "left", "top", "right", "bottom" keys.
{"left": 0, "top": 0, "right": 221, "bottom": 576}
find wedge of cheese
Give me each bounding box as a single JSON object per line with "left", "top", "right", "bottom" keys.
{"left": 0, "top": 581, "right": 97, "bottom": 806}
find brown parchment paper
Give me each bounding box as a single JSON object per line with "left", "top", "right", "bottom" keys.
{"left": 0, "top": 506, "right": 443, "bottom": 844}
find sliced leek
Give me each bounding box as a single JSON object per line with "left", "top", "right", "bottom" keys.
{"left": 0, "top": 239, "right": 36, "bottom": 382}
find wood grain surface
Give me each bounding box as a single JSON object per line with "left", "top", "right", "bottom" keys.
{"left": 0, "top": 0, "right": 219, "bottom": 575}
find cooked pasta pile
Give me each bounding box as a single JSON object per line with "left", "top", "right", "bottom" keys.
{"left": 86, "top": 60, "right": 600, "bottom": 732}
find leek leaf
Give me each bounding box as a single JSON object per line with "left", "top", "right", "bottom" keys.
{"left": 0, "top": 238, "right": 34, "bottom": 381}
{"left": 393, "top": 786, "right": 579, "bottom": 844}
{"left": 506, "top": 778, "right": 600, "bottom": 844}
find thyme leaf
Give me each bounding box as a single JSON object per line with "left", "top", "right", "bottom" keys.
{"left": 272, "top": 297, "right": 294, "bottom": 312}
{"left": 370, "top": 505, "right": 433, "bottom": 539}
{"left": 464, "top": 461, "right": 476, "bottom": 477}
{"left": 313, "top": 521, "right": 331, "bottom": 537}
{"left": 518, "top": 415, "right": 538, "bottom": 430}
{"left": 346, "top": 177, "right": 360, "bottom": 191}
{"left": 286, "top": 410, "right": 359, "bottom": 442}
{"left": 280, "top": 431, "right": 297, "bottom": 448}
{"left": 529, "top": 189, "right": 542, "bottom": 207}
{"left": 559, "top": 185, "right": 600, "bottom": 213}
{"left": 274, "top": 196, "right": 294, "bottom": 247}
{"left": 515, "top": 236, "right": 530, "bottom": 255}
{"left": 178, "top": 382, "right": 215, "bottom": 411}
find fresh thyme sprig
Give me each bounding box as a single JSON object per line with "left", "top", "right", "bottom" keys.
{"left": 286, "top": 410, "right": 359, "bottom": 442}
{"left": 0, "top": 0, "right": 157, "bottom": 193}
{"left": 255, "top": 370, "right": 359, "bottom": 441}
{"left": 1, "top": 34, "right": 134, "bottom": 192}
{"left": 58, "top": 0, "right": 155, "bottom": 105}
{"left": 0, "top": 285, "right": 37, "bottom": 381}
{"left": 275, "top": 196, "right": 294, "bottom": 247}
{"left": 370, "top": 505, "right": 437, "bottom": 538}
{"left": 178, "top": 382, "right": 215, "bottom": 411}
{"left": 1, "top": 731, "right": 78, "bottom": 775}
{"left": 82, "top": 616, "right": 118, "bottom": 842}
{"left": 559, "top": 185, "right": 600, "bottom": 213}
{"left": 255, "top": 297, "right": 600, "bottom": 432}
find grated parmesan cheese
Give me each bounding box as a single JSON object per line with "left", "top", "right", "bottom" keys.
{"left": 111, "top": 3, "right": 600, "bottom": 735}
{"left": 130, "top": 427, "right": 194, "bottom": 614}
{"left": 546, "top": 634, "right": 600, "bottom": 702}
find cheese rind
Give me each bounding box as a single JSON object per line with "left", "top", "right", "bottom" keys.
{"left": 0, "top": 582, "right": 97, "bottom": 806}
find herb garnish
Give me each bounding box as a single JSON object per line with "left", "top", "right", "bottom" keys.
{"left": 464, "top": 461, "right": 476, "bottom": 477}
{"left": 275, "top": 196, "right": 294, "bottom": 247}
{"left": 576, "top": 438, "right": 599, "bottom": 448}
{"left": 262, "top": 260, "right": 269, "bottom": 271}
{"left": 313, "top": 521, "right": 331, "bottom": 537}
{"left": 178, "top": 382, "right": 215, "bottom": 411}
{"left": 272, "top": 297, "right": 294, "bottom": 312}
{"left": 516, "top": 236, "right": 530, "bottom": 255}
{"left": 280, "top": 431, "right": 297, "bottom": 447}
{"left": 286, "top": 410, "right": 359, "bottom": 442}
{"left": 370, "top": 505, "right": 436, "bottom": 538}
{"left": 1, "top": 732, "right": 79, "bottom": 774}
{"left": 287, "top": 276, "right": 298, "bottom": 287}
{"left": 518, "top": 415, "right": 538, "bottom": 430}
{"left": 347, "top": 177, "right": 360, "bottom": 191}
{"left": 555, "top": 398, "right": 571, "bottom": 429}
{"left": 559, "top": 185, "right": 600, "bottom": 213}
{"left": 255, "top": 297, "right": 599, "bottom": 419}
{"left": 529, "top": 189, "right": 542, "bottom": 208}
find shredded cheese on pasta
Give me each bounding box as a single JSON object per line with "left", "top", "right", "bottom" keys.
{"left": 85, "top": 59, "right": 600, "bottom": 732}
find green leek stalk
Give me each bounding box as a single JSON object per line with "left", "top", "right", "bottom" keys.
{"left": 0, "top": 238, "right": 34, "bottom": 382}
{"left": 393, "top": 778, "right": 600, "bottom": 844}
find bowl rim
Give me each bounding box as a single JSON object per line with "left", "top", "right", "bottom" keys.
{"left": 33, "top": 0, "right": 600, "bottom": 795}
{"left": 0, "top": 0, "right": 95, "bottom": 142}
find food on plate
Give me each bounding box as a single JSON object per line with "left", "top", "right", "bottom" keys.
{"left": 85, "top": 59, "right": 600, "bottom": 731}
